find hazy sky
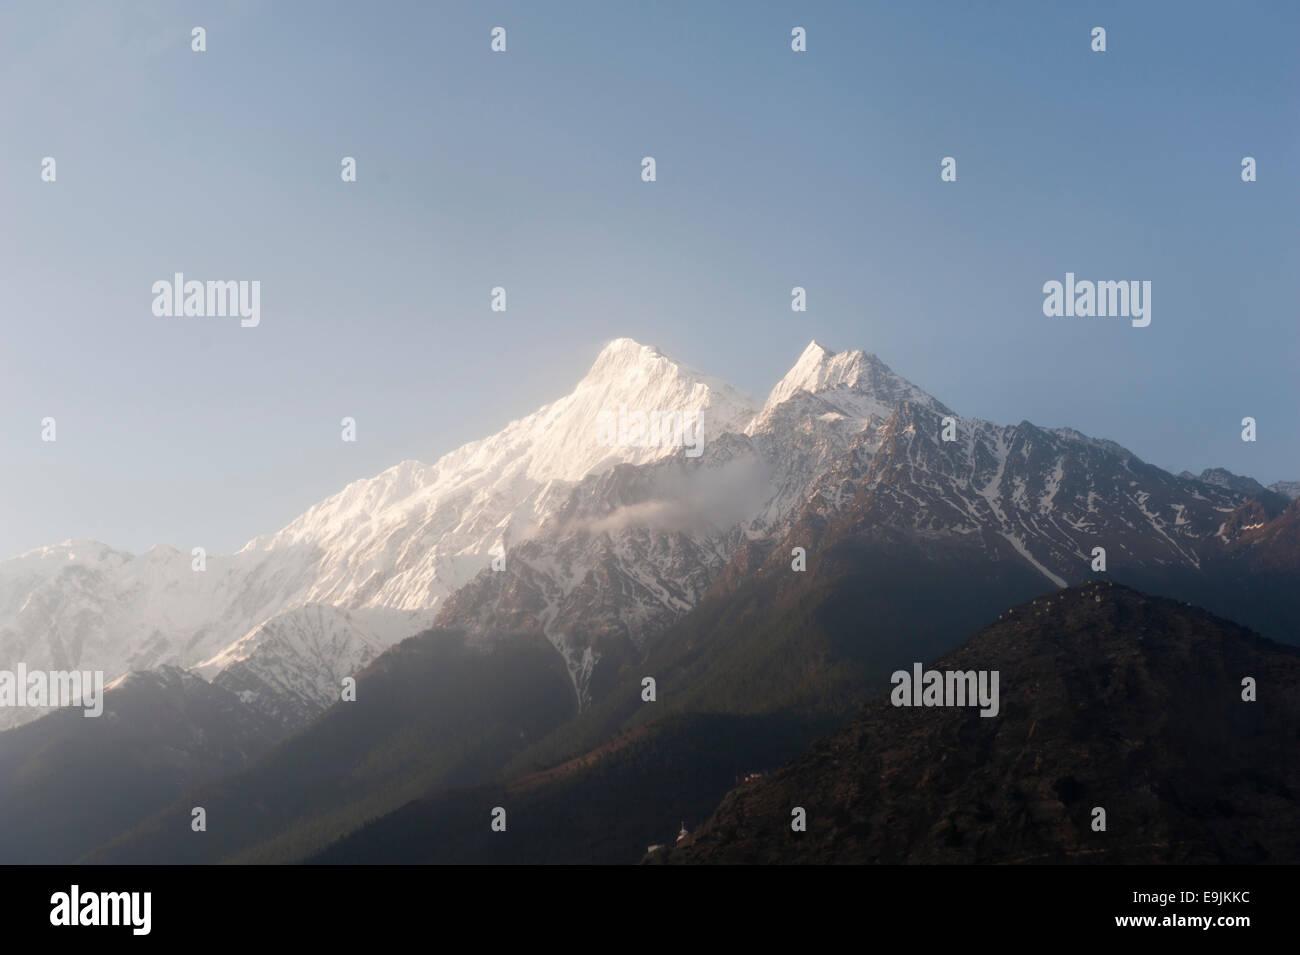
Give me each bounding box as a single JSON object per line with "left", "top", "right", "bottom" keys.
{"left": 2, "top": 0, "right": 1296, "bottom": 559}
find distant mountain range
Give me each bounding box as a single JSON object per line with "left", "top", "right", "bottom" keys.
{"left": 3, "top": 338, "right": 1297, "bottom": 864}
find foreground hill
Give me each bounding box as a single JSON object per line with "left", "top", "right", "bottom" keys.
{"left": 659, "top": 581, "right": 1300, "bottom": 864}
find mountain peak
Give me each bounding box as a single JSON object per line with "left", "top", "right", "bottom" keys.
{"left": 1179, "top": 467, "right": 1276, "bottom": 501}
{"left": 558, "top": 339, "right": 759, "bottom": 467}
{"left": 763, "top": 340, "right": 947, "bottom": 420}
{"left": 596, "top": 336, "right": 659, "bottom": 358}
{"left": 766, "top": 341, "right": 866, "bottom": 405}
{"left": 581, "top": 338, "right": 678, "bottom": 385}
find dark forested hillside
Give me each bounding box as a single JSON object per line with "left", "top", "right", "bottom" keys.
{"left": 659, "top": 581, "right": 1300, "bottom": 864}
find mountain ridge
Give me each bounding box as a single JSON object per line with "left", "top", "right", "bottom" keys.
{"left": 2, "top": 338, "right": 1293, "bottom": 732}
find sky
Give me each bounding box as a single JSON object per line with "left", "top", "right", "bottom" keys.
{"left": 2, "top": 0, "right": 1297, "bottom": 559}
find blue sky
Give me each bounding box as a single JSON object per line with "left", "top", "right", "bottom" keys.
{"left": 2, "top": 0, "right": 1297, "bottom": 558}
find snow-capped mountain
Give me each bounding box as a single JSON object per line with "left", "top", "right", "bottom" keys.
{"left": 758, "top": 340, "right": 948, "bottom": 424}
{"left": 0, "top": 339, "right": 757, "bottom": 730}
{"left": 236, "top": 338, "right": 758, "bottom": 610}
{"left": 1, "top": 337, "right": 1289, "bottom": 730}
{"left": 797, "top": 402, "right": 1252, "bottom": 585}
{"left": 429, "top": 345, "right": 1295, "bottom": 706}
{"left": 433, "top": 342, "right": 949, "bottom": 704}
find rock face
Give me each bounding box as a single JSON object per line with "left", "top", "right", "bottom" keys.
{"left": 660, "top": 582, "right": 1300, "bottom": 865}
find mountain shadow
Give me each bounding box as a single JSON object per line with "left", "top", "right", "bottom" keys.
{"left": 82, "top": 629, "right": 574, "bottom": 863}
{"left": 0, "top": 667, "right": 279, "bottom": 864}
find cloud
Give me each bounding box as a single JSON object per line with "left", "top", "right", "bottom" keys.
{"left": 578, "top": 456, "right": 772, "bottom": 536}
